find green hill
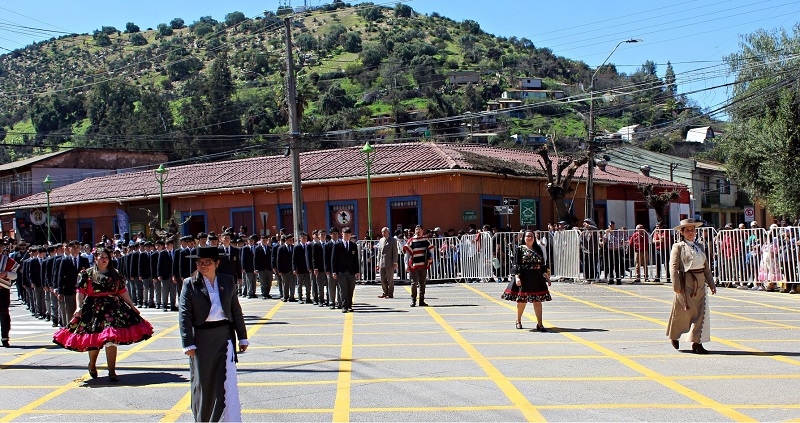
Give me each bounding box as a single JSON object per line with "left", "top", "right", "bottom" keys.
{"left": 0, "top": 2, "right": 708, "bottom": 163}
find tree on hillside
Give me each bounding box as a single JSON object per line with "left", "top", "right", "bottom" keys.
{"left": 125, "top": 22, "right": 140, "bottom": 33}
{"left": 93, "top": 32, "right": 111, "bottom": 47}
{"left": 395, "top": 4, "right": 412, "bottom": 18}
{"left": 129, "top": 33, "right": 147, "bottom": 46}
{"left": 535, "top": 145, "right": 590, "bottom": 224}
{"left": 664, "top": 61, "right": 676, "bottom": 99}
{"left": 84, "top": 80, "right": 139, "bottom": 137}
{"left": 204, "top": 51, "right": 242, "bottom": 136}
{"left": 157, "top": 23, "right": 173, "bottom": 37}
{"left": 225, "top": 11, "right": 246, "bottom": 27}
{"left": 719, "top": 28, "right": 800, "bottom": 216}
{"left": 170, "top": 18, "right": 185, "bottom": 29}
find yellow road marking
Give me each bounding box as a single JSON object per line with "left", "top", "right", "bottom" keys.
{"left": 0, "top": 323, "right": 178, "bottom": 423}
{"left": 463, "top": 284, "right": 758, "bottom": 422}
{"left": 0, "top": 345, "right": 56, "bottom": 369}
{"left": 332, "top": 311, "right": 354, "bottom": 422}
{"left": 407, "top": 287, "right": 546, "bottom": 422}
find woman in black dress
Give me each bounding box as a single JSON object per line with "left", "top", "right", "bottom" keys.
{"left": 501, "top": 230, "right": 552, "bottom": 331}
{"left": 53, "top": 248, "right": 153, "bottom": 381}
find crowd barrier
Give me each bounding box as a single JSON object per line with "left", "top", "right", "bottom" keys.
{"left": 354, "top": 227, "right": 800, "bottom": 286}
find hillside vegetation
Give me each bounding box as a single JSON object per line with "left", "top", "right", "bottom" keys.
{"left": 0, "top": 1, "right": 709, "bottom": 163}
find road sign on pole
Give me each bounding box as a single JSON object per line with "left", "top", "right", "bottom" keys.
{"left": 503, "top": 197, "right": 519, "bottom": 206}
{"left": 494, "top": 205, "right": 513, "bottom": 215}
{"left": 520, "top": 199, "right": 537, "bottom": 226}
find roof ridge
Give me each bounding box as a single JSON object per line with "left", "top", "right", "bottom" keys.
{"left": 428, "top": 142, "right": 459, "bottom": 169}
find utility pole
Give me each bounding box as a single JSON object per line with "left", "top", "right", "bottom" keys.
{"left": 285, "top": 17, "right": 304, "bottom": 236}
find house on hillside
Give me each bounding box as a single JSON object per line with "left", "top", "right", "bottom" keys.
{"left": 448, "top": 71, "right": 480, "bottom": 85}
{"left": 502, "top": 90, "right": 565, "bottom": 100}
{"left": 616, "top": 124, "right": 642, "bottom": 142}
{"left": 685, "top": 126, "right": 714, "bottom": 143}
{"left": 0, "top": 148, "right": 168, "bottom": 241}
{"left": 0, "top": 143, "right": 688, "bottom": 245}
{"left": 517, "top": 77, "right": 543, "bottom": 89}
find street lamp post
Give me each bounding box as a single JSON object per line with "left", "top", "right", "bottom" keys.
{"left": 360, "top": 141, "right": 376, "bottom": 239}
{"left": 154, "top": 164, "right": 169, "bottom": 228}
{"left": 586, "top": 38, "right": 642, "bottom": 221}
{"left": 42, "top": 175, "right": 53, "bottom": 244}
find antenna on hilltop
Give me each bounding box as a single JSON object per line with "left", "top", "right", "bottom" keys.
{"left": 279, "top": 0, "right": 292, "bottom": 9}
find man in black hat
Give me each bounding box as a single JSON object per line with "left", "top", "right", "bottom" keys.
{"left": 55, "top": 241, "right": 89, "bottom": 328}
{"left": 217, "top": 232, "right": 241, "bottom": 296}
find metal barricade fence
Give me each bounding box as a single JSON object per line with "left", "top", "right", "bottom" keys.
{"left": 357, "top": 227, "right": 800, "bottom": 286}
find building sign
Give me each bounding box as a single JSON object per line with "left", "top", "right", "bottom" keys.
{"left": 520, "top": 199, "right": 537, "bottom": 226}
{"left": 744, "top": 206, "right": 755, "bottom": 223}
{"left": 30, "top": 209, "right": 47, "bottom": 225}
{"left": 462, "top": 210, "right": 477, "bottom": 221}
{"left": 335, "top": 209, "right": 352, "bottom": 226}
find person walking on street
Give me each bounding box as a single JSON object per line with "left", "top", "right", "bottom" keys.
{"left": 667, "top": 219, "right": 716, "bottom": 354}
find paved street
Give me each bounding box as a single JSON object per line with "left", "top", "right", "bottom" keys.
{"left": 1, "top": 281, "right": 799, "bottom": 422}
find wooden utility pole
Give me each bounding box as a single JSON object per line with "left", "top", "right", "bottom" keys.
{"left": 285, "top": 17, "right": 304, "bottom": 236}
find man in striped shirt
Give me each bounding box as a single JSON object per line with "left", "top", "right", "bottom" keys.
{"left": 403, "top": 225, "right": 434, "bottom": 307}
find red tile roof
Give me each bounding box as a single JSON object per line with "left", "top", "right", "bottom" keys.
{"left": 0, "top": 143, "right": 684, "bottom": 210}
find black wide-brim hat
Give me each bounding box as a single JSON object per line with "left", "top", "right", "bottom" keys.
{"left": 187, "top": 246, "right": 228, "bottom": 259}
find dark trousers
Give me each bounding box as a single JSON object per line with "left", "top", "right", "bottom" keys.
{"left": 312, "top": 272, "right": 326, "bottom": 303}
{"left": 655, "top": 249, "right": 670, "bottom": 281}
{"left": 296, "top": 273, "right": 311, "bottom": 301}
{"left": 281, "top": 272, "right": 296, "bottom": 300}
{"left": 0, "top": 288, "right": 10, "bottom": 341}
{"left": 258, "top": 270, "right": 273, "bottom": 298}
{"left": 337, "top": 272, "right": 356, "bottom": 310}
{"left": 604, "top": 249, "right": 624, "bottom": 280}
{"left": 409, "top": 268, "right": 427, "bottom": 301}
{"left": 582, "top": 254, "right": 597, "bottom": 280}
{"left": 161, "top": 278, "right": 177, "bottom": 310}
{"left": 326, "top": 273, "right": 339, "bottom": 307}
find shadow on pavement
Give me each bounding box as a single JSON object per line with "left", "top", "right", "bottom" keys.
{"left": 83, "top": 371, "right": 187, "bottom": 387}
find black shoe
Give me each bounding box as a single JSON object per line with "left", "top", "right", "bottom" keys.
{"left": 171, "top": 306, "right": 179, "bottom": 312}
{"left": 607, "top": 280, "right": 614, "bottom": 285}
{"left": 282, "top": 298, "right": 288, "bottom": 302}
{"left": 288, "top": 298, "right": 298, "bottom": 302}
{"left": 342, "top": 309, "right": 348, "bottom": 313}
{"left": 299, "top": 300, "right": 306, "bottom": 304}
{"left": 691, "top": 343, "right": 709, "bottom": 354}
{"left": 616, "top": 280, "right": 622, "bottom": 285}
{"left": 264, "top": 294, "right": 273, "bottom": 299}
{"left": 418, "top": 301, "right": 429, "bottom": 307}
{"left": 1, "top": 339, "right": 9, "bottom": 348}
{"left": 347, "top": 308, "right": 354, "bottom": 312}
{"left": 515, "top": 321, "right": 523, "bottom": 329}
{"left": 671, "top": 339, "right": 679, "bottom": 350}
{"left": 410, "top": 301, "right": 416, "bottom": 307}
{"left": 330, "top": 306, "right": 336, "bottom": 309}
{"left": 108, "top": 371, "right": 118, "bottom": 382}
{"left": 313, "top": 301, "right": 319, "bottom": 305}
{"left": 52, "top": 322, "right": 59, "bottom": 327}
{"left": 88, "top": 366, "right": 98, "bottom": 379}
{"left": 536, "top": 324, "right": 548, "bottom": 332}
{"left": 162, "top": 309, "right": 169, "bottom": 312}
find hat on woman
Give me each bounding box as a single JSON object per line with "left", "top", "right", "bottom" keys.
{"left": 673, "top": 218, "right": 703, "bottom": 232}
{"left": 187, "top": 246, "right": 228, "bottom": 259}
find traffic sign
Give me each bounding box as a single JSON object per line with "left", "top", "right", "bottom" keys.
{"left": 744, "top": 206, "right": 755, "bottom": 222}
{"left": 494, "top": 205, "right": 513, "bottom": 215}
{"left": 503, "top": 197, "right": 519, "bottom": 206}
{"left": 520, "top": 199, "right": 537, "bottom": 226}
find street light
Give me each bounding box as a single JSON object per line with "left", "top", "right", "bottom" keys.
{"left": 154, "top": 164, "right": 169, "bottom": 228}
{"left": 42, "top": 175, "right": 53, "bottom": 244}
{"left": 586, "top": 38, "right": 642, "bottom": 222}
{"left": 360, "top": 141, "right": 377, "bottom": 239}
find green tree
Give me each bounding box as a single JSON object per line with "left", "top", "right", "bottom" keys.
{"left": 225, "top": 11, "right": 246, "bottom": 26}
{"left": 295, "top": 33, "right": 318, "bottom": 51}
{"left": 664, "top": 61, "right": 677, "bottom": 99}
{"left": 157, "top": 23, "right": 174, "bottom": 37}
{"left": 170, "top": 18, "right": 185, "bottom": 29}
{"left": 129, "top": 33, "right": 147, "bottom": 46}
{"left": 84, "top": 80, "right": 139, "bottom": 136}
{"left": 125, "top": 22, "right": 140, "bottom": 33}
{"left": 204, "top": 51, "right": 243, "bottom": 136}
{"left": 94, "top": 32, "right": 111, "bottom": 47}
{"left": 720, "top": 28, "right": 800, "bottom": 215}
{"left": 394, "top": 4, "right": 412, "bottom": 18}
{"left": 319, "top": 83, "right": 354, "bottom": 115}
{"left": 343, "top": 32, "right": 362, "bottom": 53}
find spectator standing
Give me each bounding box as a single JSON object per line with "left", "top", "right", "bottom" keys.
{"left": 628, "top": 224, "right": 649, "bottom": 283}
{"left": 376, "top": 227, "right": 398, "bottom": 299}
{"left": 403, "top": 225, "right": 434, "bottom": 307}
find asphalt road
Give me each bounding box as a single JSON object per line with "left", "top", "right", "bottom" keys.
{"left": 1, "top": 281, "right": 799, "bottom": 422}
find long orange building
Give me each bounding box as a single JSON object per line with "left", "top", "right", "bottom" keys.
{"left": 0, "top": 143, "right": 688, "bottom": 244}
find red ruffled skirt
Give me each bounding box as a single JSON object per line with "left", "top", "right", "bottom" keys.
{"left": 53, "top": 295, "right": 153, "bottom": 352}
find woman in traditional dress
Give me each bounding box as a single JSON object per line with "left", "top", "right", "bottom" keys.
{"left": 666, "top": 219, "right": 716, "bottom": 354}
{"left": 179, "top": 246, "right": 248, "bottom": 422}
{"left": 53, "top": 248, "right": 153, "bottom": 381}
{"left": 501, "top": 230, "right": 551, "bottom": 332}
{"left": 757, "top": 228, "right": 782, "bottom": 291}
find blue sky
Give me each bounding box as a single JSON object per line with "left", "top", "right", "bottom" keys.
{"left": 2, "top": 0, "right": 799, "bottom": 114}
